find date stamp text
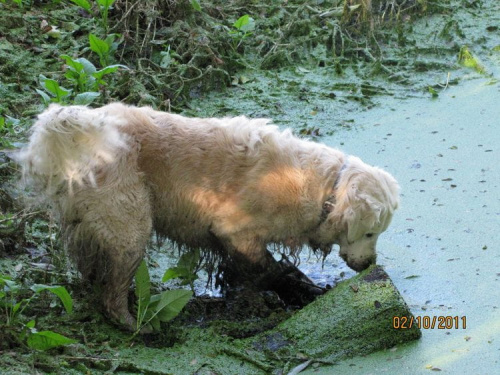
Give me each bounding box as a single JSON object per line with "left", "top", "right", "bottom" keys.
{"left": 393, "top": 316, "right": 467, "bottom": 330}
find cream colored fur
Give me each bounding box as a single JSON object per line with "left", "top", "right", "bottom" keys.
{"left": 18, "top": 103, "right": 399, "bottom": 329}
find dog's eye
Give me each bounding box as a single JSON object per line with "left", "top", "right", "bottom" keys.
{"left": 366, "top": 233, "right": 374, "bottom": 238}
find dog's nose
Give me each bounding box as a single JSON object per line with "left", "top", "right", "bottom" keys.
{"left": 347, "top": 256, "right": 376, "bottom": 272}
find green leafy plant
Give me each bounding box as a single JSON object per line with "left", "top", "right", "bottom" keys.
{"left": 69, "top": 0, "right": 116, "bottom": 33}
{"left": 162, "top": 249, "right": 200, "bottom": 291}
{"left": 96, "top": 0, "right": 115, "bottom": 33}
{"left": 89, "top": 33, "right": 122, "bottom": 67}
{"left": 229, "top": 15, "right": 256, "bottom": 49}
{"left": 0, "top": 275, "right": 76, "bottom": 350}
{"left": 0, "top": 115, "right": 19, "bottom": 148}
{"left": 37, "top": 54, "right": 126, "bottom": 106}
{"left": 37, "top": 75, "right": 72, "bottom": 105}
{"left": 134, "top": 260, "right": 192, "bottom": 334}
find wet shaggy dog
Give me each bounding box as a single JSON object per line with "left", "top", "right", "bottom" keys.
{"left": 19, "top": 103, "right": 399, "bottom": 330}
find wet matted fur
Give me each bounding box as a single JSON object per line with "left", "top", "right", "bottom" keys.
{"left": 18, "top": 103, "right": 399, "bottom": 330}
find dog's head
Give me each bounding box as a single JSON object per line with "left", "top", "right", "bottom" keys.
{"left": 315, "top": 156, "right": 399, "bottom": 272}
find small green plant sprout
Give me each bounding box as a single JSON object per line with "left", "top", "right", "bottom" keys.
{"left": 69, "top": 0, "right": 116, "bottom": 33}
{"left": 458, "top": 46, "right": 486, "bottom": 74}
{"left": 96, "top": 0, "right": 115, "bottom": 33}
{"left": 428, "top": 86, "right": 439, "bottom": 98}
{"left": 0, "top": 115, "right": 20, "bottom": 148}
{"left": 0, "top": 275, "right": 76, "bottom": 350}
{"left": 89, "top": 33, "right": 123, "bottom": 67}
{"left": 229, "top": 14, "right": 256, "bottom": 49}
{"left": 162, "top": 248, "right": 200, "bottom": 291}
{"left": 158, "top": 45, "right": 181, "bottom": 69}
{"left": 190, "top": 0, "right": 201, "bottom": 12}
{"left": 134, "top": 260, "right": 192, "bottom": 334}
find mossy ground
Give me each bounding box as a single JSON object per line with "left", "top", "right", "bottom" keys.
{"left": 1, "top": 0, "right": 498, "bottom": 373}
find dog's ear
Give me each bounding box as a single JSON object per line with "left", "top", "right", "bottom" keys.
{"left": 345, "top": 190, "right": 381, "bottom": 243}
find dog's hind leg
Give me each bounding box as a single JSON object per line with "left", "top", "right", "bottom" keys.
{"left": 66, "top": 178, "right": 152, "bottom": 331}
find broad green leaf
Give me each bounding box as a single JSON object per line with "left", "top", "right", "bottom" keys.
{"left": 89, "top": 34, "right": 109, "bottom": 54}
{"left": 104, "top": 33, "right": 117, "bottom": 47}
{"left": 12, "top": 300, "right": 24, "bottom": 315}
{"left": 74, "top": 92, "right": 100, "bottom": 105}
{"left": 36, "top": 89, "right": 51, "bottom": 105}
{"left": 2, "top": 278, "right": 20, "bottom": 292}
{"left": 190, "top": 0, "right": 201, "bottom": 12}
{"left": 97, "top": 0, "right": 115, "bottom": 9}
{"left": 155, "top": 289, "right": 192, "bottom": 322}
{"left": 134, "top": 260, "right": 151, "bottom": 324}
{"left": 27, "top": 331, "right": 77, "bottom": 350}
{"left": 77, "top": 58, "right": 97, "bottom": 74}
{"left": 60, "top": 54, "right": 84, "bottom": 73}
{"left": 233, "top": 15, "right": 250, "bottom": 30}
{"left": 41, "top": 79, "right": 61, "bottom": 95}
{"left": 69, "top": 0, "right": 91, "bottom": 11}
{"left": 41, "top": 79, "right": 72, "bottom": 101}
{"left": 25, "top": 320, "right": 36, "bottom": 329}
{"left": 150, "top": 315, "right": 161, "bottom": 331}
{"left": 162, "top": 267, "right": 181, "bottom": 282}
{"left": 89, "top": 34, "right": 109, "bottom": 65}
{"left": 240, "top": 17, "right": 255, "bottom": 33}
{"left": 31, "top": 284, "right": 73, "bottom": 314}
{"left": 233, "top": 15, "right": 255, "bottom": 33}
{"left": 64, "top": 69, "right": 81, "bottom": 82}
{"left": 93, "top": 64, "right": 127, "bottom": 80}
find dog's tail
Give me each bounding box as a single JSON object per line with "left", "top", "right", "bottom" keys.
{"left": 18, "top": 104, "right": 128, "bottom": 192}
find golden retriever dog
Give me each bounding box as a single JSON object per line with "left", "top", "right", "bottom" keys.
{"left": 18, "top": 103, "right": 399, "bottom": 330}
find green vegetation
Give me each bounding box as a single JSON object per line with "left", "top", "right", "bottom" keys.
{"left": 37, "top": 54, "right": 125, "bottom": 105}
{"left": 0, "top": 275, "right": 75, "bottom": 350}
{"left": 458, "top": 45, "right": 487, "bottom": 74}
{"left": 134, "top": 260, "right": 192, "bottom": 334}
{"left": 162, "top": 248, "right": 200, "bottom": 290}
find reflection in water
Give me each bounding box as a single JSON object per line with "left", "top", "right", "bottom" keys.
{"left": 150, "top": 243, "right": 355, "bottom": 297}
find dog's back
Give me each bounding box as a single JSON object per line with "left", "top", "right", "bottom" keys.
{"left": 132, "top": 108, "right": 342, "bottom": 252}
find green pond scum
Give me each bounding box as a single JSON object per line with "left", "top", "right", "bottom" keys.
{"left": 1, "top": 0, "right": 499, "bottom": 373}
{"left": 0, "top": 267, "right": 420, "bottom": 374}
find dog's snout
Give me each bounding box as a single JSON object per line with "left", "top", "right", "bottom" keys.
{"left": 345, "top": 254, "right": 376, "bottom": 272}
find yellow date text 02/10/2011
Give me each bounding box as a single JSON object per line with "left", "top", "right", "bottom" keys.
{"left": 393, "top": 316, "right": 467, "bottom": 330}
